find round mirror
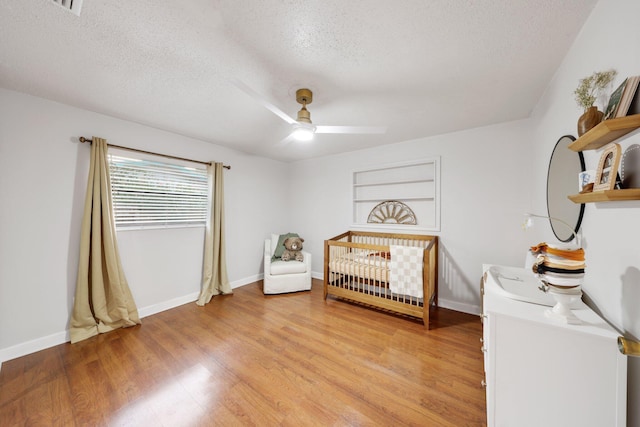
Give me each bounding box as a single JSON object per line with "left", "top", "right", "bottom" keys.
{"left": 546, "top": 135, "right": 585, "bottom": 242}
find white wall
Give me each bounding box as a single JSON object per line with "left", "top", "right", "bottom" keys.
{"left": 528, "top": 0, "right": 640, "bottom": 424}
{"left": 290, "top": 119, "right": 534, "bottom": 313}
{"left": 0, "top": 88, "right": 290, "bottom": 362}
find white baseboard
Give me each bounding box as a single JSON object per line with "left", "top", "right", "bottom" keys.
{"left": 0, "top": 274, "right": 266, "bottom": 369}
{"left": 128, "top": 275, "right": 269, "bottom": 318}
{"left": 0, "top": 330, "right": 69, "bottom": 369}
{"left": 137, "top": 291, "right": 200, "bottom": 318}
{"left": 0, "top": 292, "right": 202, "bottom": 368}
{"left": 231, "top": 274, "right": 262, "bottom": 289}
{"left": 438, "top": 298, "right": 481, "bottom": 316}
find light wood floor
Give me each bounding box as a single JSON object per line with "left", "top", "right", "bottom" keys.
{"left": 0, "top": 279, "right": 486, "bottom": 426}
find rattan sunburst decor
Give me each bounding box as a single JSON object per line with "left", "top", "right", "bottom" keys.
{"left": 367, "top": 200, "right": 417, "bottom": 225}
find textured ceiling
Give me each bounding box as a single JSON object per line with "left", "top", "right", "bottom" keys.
{"left": 0, "top": 0, "right": 597, "bottom": 161}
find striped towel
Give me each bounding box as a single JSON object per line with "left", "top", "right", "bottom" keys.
{"left": 389, "top": 245, "right": 424, "bottom": 298}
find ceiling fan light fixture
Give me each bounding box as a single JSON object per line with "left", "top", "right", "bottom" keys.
{"left": 291, "top": 123, "right": 316, "bottom": 142}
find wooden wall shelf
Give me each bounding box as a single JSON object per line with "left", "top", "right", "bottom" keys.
{"left": 568, "top": 114, "right": 640, "bottom": 152}
{"left": 568, "top": 188, "right": 640, "bottom": 203}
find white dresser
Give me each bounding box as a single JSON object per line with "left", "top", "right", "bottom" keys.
{"left": 482, "top": 265, "right": 627, "bottom": 427}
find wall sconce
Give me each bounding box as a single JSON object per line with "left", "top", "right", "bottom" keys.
{"left": 523, "top": 213, "right": 582, "bottom": 248}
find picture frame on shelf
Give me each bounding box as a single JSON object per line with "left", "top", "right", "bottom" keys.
{"left": 604, "top": 79, "right": 627, "bottom": 120}
{"left": 616, "top": 75, "right": 640, "bottom": 118}
{"left": 594, "top": 143, "right": 622, "bottom": 191}
{"left": 578, "top": 169, "right": 596, "bottom": 192}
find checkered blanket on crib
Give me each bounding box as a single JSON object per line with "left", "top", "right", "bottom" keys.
{"left": 389, "top": 245, "right": 424, "bottom": 298}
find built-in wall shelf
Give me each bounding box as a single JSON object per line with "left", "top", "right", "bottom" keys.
{"left": 568, "top": 188, "right": 640, "bottom": 203}
{"left": 353, "top": 179, "right": 434, "bottom": 188}
{"left": 568, "top": 114, "right": 640, "bottom": 152}
{"left": 354, "top": 196, "right": 434, "bottom": 203}
{"left": 352, "top": 158, "right": 440, "bottom": 231}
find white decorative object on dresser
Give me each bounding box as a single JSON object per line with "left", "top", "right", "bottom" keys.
{"left": 481, "top": 264, "right": 627, "bottom": 427}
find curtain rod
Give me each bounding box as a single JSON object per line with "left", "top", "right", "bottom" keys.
{"left": 79, "top": 136, "right": 231, "bottom": 170}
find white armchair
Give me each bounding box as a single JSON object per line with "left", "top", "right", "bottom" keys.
{"left": 263, "top": 234, "right": 312, "bottom": 294}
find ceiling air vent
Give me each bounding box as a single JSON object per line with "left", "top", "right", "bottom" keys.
{"left": 51, "top": 0, "right": 83, "bottom": 16}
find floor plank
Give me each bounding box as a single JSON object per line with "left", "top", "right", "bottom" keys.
{"left": 0, "top": 279, "right": 486, "bottom": 426}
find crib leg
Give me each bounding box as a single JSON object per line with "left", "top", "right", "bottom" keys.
{"left": 423, "top": 304, "right": 430, "bottom": 329}
{"left": 324, "top": 240, "right": 329, "bottom": 300}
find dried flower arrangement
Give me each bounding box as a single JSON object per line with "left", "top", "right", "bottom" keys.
{"left": 574, "top": 69, "right": 617, "bottom": 111}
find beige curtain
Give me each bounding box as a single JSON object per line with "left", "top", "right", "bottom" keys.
{"left": 197, "top": 162, "right": 231, "bottom": 305}
{"left": 70, "top": 138, "right": 140, "bottom": 343}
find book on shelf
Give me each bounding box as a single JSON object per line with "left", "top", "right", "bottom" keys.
{"left": 628, "top": 88, "right": 640, "bottom": 116}
{"left": 604, "top": 78, "right": 627, "bottom": 120}
{"left": 616, "top": 75, "right": 640, "bottom": 118}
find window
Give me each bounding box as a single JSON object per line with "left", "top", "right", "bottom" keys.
{"left": 108, "top": 153, "right": 208, "bottom": 228}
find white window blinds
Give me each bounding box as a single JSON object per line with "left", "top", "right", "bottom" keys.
{"left": 108, "top": 154, "right": 208, "bottom": 228}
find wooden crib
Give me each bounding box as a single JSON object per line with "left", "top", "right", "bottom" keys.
{"left": 324, "top": 231, "right": 438, "bottom": 328}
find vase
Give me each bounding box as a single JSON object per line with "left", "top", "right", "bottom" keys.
{"left": 577, "top": 106, "right": 604, "bottom": 136}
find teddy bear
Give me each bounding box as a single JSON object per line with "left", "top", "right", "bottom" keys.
{"left": 281, "top": 236, "right": 305, "bottom": 262}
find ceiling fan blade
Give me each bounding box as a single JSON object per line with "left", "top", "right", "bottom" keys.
{"left": 232, "top": 79, "right": 296, "bottom": 125}
{"left": 315, "top": 125, "right": 387, "bottom": 134}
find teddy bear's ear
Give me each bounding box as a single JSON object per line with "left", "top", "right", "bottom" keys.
{"left": 300, "top": 238, "right": 304, "bottom": 242}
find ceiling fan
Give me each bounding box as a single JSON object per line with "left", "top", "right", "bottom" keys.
{"left": 233, "top": 80, "right": 387, "bottom": 144}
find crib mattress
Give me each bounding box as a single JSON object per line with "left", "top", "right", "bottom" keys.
{"left": 328, "top": 252, "right": 389, "bottom": 283}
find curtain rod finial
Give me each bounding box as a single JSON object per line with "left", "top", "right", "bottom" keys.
{"left": 79, "top": 136, "right": 92, "bottom": 143}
